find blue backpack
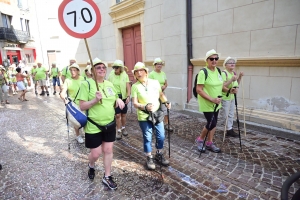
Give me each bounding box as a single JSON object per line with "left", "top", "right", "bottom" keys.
{"left": 65, "top": 80, "right": 90, "bottom": 129}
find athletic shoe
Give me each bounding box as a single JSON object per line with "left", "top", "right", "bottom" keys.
{"left": 35, "top": 91, "right": 38, "bottom": 95}
{"left": 40, "top": 91, "right": 45, "bottom": 96}
{"left": 116, "top": 131, "right": 122, "bottom": 140}
{"left": 88, "top": 166, "right": 95, "bottom": 180}
{"left": 206, "top": 143, "right": 221, "bottom": 153}
{"left": 146, "top": 155, "right": 155, "bottom": 170}
{"left": 46, "top": 91, "right": 49, "bottom": 96}
{"left": 53, "top": 91, "right": 56, "bottom": 95}
{"left": 76, "top": 136, "right": 84, "bottom": 144}
{"left": 155, "top": 152, "right": 169, "bottom": 166}
{"left": 122, "top": 128, "right": 128, "bottom": 136}
{"left": 226, "top": 129, "right": 239, "bottom": 138}
{"left": 195, "top": 139, "right": 206, "bottom": 153}
{"left": 102, "top": 175, "right": 117, "bottom": 190}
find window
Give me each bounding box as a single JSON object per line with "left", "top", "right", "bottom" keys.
{"left": 1, "top": 14, "right": 12, "bottom": 28}
{"left": 25, "top": 19, "right": 30, "bottom": 33}
{"left": 25, "top": 54, "right": 32, "bottom": 63}
{"left": 116, "top": 0, "right": 122, "bottom": 3}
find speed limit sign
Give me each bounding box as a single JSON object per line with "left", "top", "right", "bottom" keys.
{"left": 58, "top": 0, "right": 101, "bottom": 38}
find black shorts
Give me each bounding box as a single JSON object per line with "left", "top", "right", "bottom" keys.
{"left": 85, "top": 127, "right": 116, "bottom": 149}
{"left": 115, "top": 94, "right": 128, "bottom": 114}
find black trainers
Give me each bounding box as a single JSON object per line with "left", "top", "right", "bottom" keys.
{"left": 102, "top": 175, "right": 117, "bottom": 190}
{"left": 155, "top": 152, "right": 169, "bottom": 166}
{"left": 46, "top": 91, "right": 49, "bottom": 96}
{"left": 40, "top": 91, "right": 45, "bottom": 96}
{"left": 226, "top": 129, "right": 239, "bottom": 137}
{"left": 146, "top": 155, "right": 156, "bottom": 170}
{"left": 53, "top": 91, "right": 56, "bottom": 95}
{"left": 88, "top": 166, "right": 95, "bottom": 180}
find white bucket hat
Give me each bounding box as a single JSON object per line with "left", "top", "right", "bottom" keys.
{"left": 69, "top": 63, "right": 80, "bottom": 72}
{"left": 112, "top": 60, "right": 124, "bottom": 68}
{"left": 204, "top": 49, "right": 221, "bottom": 62}
{"left": 132, "top": 62, "right": 148, "bottom": 74}
{"left": 223, "top": 57, "right": 237, "bottom": 68}
{"left": 153, "top": 58, "right": 164, "bottom": 66}
{"left": 92, "top": 57, "right": 106, "bottom": 67}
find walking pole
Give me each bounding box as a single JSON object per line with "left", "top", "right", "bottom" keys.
{"left": 234, "top": 93, "right": 242, "bottom": 150}
{"left": 167, "top": 108, "right": 171, "bottom": 158}
{"left": 66, "top": 108, "right": 70, "bottom": 150}
{"left": 241, "top": 78, "right": 246, "bottom": 137}
{"left": 130, "top": 81, "right": 133, "bottom": 113}
{"left": 84, "top": 38, "right": 102, "bottom": 104}
{"left": 199, "top": 95, "right": 221, "bottom": 157}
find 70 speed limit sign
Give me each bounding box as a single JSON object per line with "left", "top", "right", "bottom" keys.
{"left": 58, "top": 0, "right": 101, "bottom": 38}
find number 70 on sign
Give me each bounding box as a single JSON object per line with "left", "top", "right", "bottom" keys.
{"left": 58, "top": 0, "right": 101, "bottom": 39}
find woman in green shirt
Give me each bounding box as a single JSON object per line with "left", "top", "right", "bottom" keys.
{"left": 219, "top": 57, "right": 243, "bottom": 137}
{"left": 149, "top": 58, "right": 173, "bottom": 132}
{"left": 78, "top": 58, "right": 125, "bottom": 189}
{"left": 0, "top": 66, "right": 9, "bottom": 104}
{"left": 108, "top": 60, "right": 131, "bottom": 139}
{"left": 194, "top": 49, "right": 232, "bottom": 153}
{"left": 131, "top": 62, "right": 171, "bottom": 170}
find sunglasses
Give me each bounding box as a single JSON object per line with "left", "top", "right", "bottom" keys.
{"left": 95, "top": 66, "right": 107, "bottom": 70}
{"left": 208, "top": 57, "right": 219, "bottom": 61}
{"left": 112, "top": 66, "right": 120, "bottom": 69}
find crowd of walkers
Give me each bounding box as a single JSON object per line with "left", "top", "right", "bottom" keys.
{"left": 0, "top": 50, "right": 243, "bottom": 190}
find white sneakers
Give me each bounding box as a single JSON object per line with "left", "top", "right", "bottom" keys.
{"left": 76, "top": 135, "right": 84, "bottom": 144}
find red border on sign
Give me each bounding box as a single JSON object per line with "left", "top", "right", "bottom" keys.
{"left": 58, "top": 0, "right": 101, "bottom": 38}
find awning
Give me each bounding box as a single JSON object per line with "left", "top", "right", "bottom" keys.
{"left": 3, "top": 47, "right": 22, "bottom": 51}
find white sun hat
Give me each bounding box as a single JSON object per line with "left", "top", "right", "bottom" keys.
{"left": 204, "top": 49, "right": 221, "bottom": 62}
{"left": 223, "top": 57, "right": 237, "bottom": 68}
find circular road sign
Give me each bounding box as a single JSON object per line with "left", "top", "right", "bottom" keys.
{"left": 58, "top": 0, "right": 101, "bottom": 38}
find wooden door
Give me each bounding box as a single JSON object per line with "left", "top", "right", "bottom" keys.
{"left": 122, "top": 25, "right": 142, "bottom": 82}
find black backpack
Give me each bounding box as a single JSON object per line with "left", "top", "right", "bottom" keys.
{"left": 193, "top": 67, "right": 221, "bottom": 98}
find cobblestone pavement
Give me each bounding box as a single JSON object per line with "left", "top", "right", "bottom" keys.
{"left": 0, "top": 90, "right": 300, "bottom": 200}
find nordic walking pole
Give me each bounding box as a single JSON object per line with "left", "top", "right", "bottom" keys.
{"left": 234, "top": 92, "right": 242, "bottom": 150}
{"left": 241, "top": 78, "right": 246, "bottom": 137}
{"left": 84, "top": 38, "right": 102, "bottom": 104}
{"left": 167, "top": 107, "right": 171, "bottom": 158}
{"left": 66, "top": 109, "right": 70, "bottom": 150}
{"left": 199, "top": 95, "right": 222, "bottom": 157}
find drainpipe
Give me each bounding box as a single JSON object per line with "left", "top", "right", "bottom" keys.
{"left": 186, "top": 0, "right": 193, "bottom": 103}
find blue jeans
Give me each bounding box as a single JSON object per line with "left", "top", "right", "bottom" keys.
{"left": 52, "top": 77, "right": 60, "bottom": 86}
{"left": 138, "top": 121, "right": 165, "bottom": 153}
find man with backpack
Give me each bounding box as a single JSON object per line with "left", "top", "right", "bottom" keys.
{"left": 50, "top": 62, "right": 62, "bottom": 95}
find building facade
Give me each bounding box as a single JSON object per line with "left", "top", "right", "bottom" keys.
{"left": 0, "top": 0, "right": 37, "bottom": 67}
{"left": 33, "top": 0, "right": 300, "bottom": 131}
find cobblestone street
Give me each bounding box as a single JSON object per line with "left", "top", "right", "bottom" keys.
{"left": 0, "top": 91, "right": 300, "bottom": 200}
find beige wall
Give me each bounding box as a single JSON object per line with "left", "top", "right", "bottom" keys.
{"left": 192, "top": 0, "right": 300, "bottom": 116}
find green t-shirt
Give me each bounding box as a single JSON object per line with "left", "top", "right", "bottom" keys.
{"left": 35, "top": 67, "right": 47, "bottom": 80}
{"left": 221, "top": 70, "right": 239, "bottom": 101}
{"left": 61, "top": 66, "right": 72, "bottom": 80}
{"left": 149, "top": 70, "right": 167, "bottom": 87}
{"left": 0, "top": 74, "right": 5, "bottom": 85}
{"left": 197, "top": 67, "right": 223, "bottom": 112}
{"left": 51, "top": 67, "right": 59, "bottom": 77}
{"left": 77, "top": 79, "right": 118, "bottom": 134}
{"left": 63, "top": 76, "right": 84, "bottom": 105}
{"left": 10, "top": 70, "right": 17, "bottom": 82}
{"left": 131, "top": 79, "right": 162, "bottom": 121}
{"left": 30, "top": 68, "right": 38, "bottom": 81}
{"left": 108, "top": 73, "right": 121, "bottom": 94}
{"left": 108, "top": 71, "right": 130, "bottom": 99}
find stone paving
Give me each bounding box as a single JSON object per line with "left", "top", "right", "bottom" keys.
{"left": 0, "top": 90, "right": 300, "bottom": 200}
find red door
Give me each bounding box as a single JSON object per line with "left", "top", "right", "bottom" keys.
{"left": 122, "top": 25, "right": 142, "bottom": 82}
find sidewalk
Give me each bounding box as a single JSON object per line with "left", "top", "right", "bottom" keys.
{"left": 0, "top": 91, "right": 299, "bottom": 199}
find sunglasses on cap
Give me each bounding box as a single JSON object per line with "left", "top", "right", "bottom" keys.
{"left": 112, "top": 66, "right": 120, "bottom": 69}
{"left": 208, "top": 57, "right": 219, "bottom": 61}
